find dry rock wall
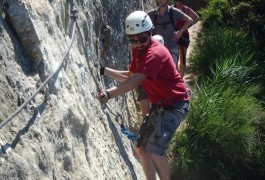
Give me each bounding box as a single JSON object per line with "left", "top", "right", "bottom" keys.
{"left": 0, "top": 0, "right": 154, "bottom": 179}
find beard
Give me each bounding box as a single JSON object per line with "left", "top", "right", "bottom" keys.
{"left": 136, "top": 45, "right": 148, "bottom": 54}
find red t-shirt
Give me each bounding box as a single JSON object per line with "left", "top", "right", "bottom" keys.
{"left": 129, "top": 38, "right": 189, "bottom": 105}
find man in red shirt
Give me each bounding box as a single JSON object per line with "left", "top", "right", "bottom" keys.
{"left": 99, "top": 11, "right": 189, "bottom": 180}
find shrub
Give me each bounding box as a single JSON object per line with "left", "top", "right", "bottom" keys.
{"left": 190, "top": 26, "right": 251, "bottom": 78}
{"left": 169, "top": 55, "right": 265, "bottom": 178}
{"left": 169, "top": 0, "right": 265, "bottom": 178}
{"left": 199, "top": 0, "right": 229, "bottom": 27}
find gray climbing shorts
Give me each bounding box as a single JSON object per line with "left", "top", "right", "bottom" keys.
{"left": 137, "top": 100, "right": 189, "bottom": 155}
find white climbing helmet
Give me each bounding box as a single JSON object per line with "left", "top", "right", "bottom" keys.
{"left": 125, "top": 11, "right": 153, "bottom": 35}
{"left": 153, "top": 35, "right": 164, "bottom": 45}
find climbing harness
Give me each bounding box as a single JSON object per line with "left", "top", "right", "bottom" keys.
{"left": 0, "top": 8, "right": 78, "bottom": 129}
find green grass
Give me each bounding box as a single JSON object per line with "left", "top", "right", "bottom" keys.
{"left": 169, "top": 19, "right": 265, "bottom": 180}
{"left": 167, "top": 0, "right": 265, "bottom": 178}
{"left": 169, "top": 58, "right": 265, "bottom": 178}
{"left": 190, "top": 26, "right": 251, "bottom": 78}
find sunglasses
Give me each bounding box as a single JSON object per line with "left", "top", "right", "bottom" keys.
{"left": 129, "top": 36, "right": 148, "bottom": 44}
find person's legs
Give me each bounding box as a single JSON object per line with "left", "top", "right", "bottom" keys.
{"left": 135, "top": 106, "right": 161, "bottom": 179}
{"left": 138, "top": 148, "right": 157, "bottom": 180}
{"left": 178, "top": 36, "right": 190, "bottom": 78}
{"left": 150, "top": 153, "right": 170, "bottom": 180}
{"left": 178, "top": 46, "right": 187, "bottom": 78}
{"left": 146, "top": 101, "right": 189, "bottom": 180}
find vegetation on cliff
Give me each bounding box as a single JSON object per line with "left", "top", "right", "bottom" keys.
{"left": 169, "top": 0, "right": 265, "bottom": 179}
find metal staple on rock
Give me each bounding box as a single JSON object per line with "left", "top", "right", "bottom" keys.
{"left": 0, "top": 9, "right": 79, "bottom": 129}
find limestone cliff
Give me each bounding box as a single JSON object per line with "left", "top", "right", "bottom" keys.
{"left": 0, "top": 0, "right": 154, "bottom": 179}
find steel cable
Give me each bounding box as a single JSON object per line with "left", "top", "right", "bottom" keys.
{"left": 0, "top": 9, "right": 78, "bottom": 129}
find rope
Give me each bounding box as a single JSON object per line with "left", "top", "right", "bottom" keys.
{"left": 120, "top": 124, "right": 138, "bottom": 141}
{"left": 104, "top": 94, "right": 137, "bottom": 141}
{"left": 114, "top": 112, "right": 138, "bottom": 141}
{"left": 0, "top": 9, "right": 78, "bottom": 129}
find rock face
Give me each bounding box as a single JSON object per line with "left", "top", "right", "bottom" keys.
{"left": 0, "top": 0, "right": 154, "bottom": 179}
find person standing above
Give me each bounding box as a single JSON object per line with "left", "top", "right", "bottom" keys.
{"left": 175, "top": 0, "right": 200, "bottom": 77}
{"left": 147, "top": 0, "right": 193, "bottom": 67}
{"left": 98, "top": 11, "right": 189, "bottom": 180}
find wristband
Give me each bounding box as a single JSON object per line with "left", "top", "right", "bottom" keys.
{"left": 100, "top": 66, "right": 105, "bottom": 75}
